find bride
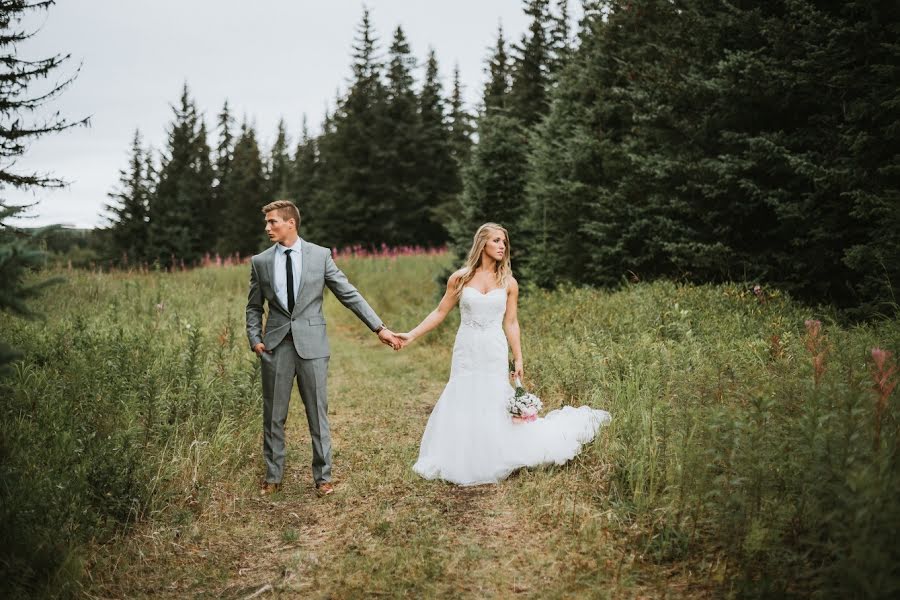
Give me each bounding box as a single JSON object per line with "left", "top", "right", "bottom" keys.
{"left": 397, "top": 223, "right": 611, "bottom": 486}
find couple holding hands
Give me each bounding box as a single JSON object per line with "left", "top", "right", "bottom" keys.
{"left": 246, "top": 200, "right": 610, "bottom": 496}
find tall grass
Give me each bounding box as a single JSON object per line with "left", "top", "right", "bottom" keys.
{"left": 1, "top": 255, "right": 897, "bottom": 598}
{"left": 1, "top": 267, "right": 260, "bottom": 598}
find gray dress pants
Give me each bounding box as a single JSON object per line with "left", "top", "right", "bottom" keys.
{"left": 259, "top": 340, "right": 331, "bottom": 484}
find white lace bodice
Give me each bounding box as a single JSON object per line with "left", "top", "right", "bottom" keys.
{"left": 459, "top": 286, "right": 506, "bottom": 331}
{"left": 451, "top": 286, "right": 509, "bottom": 378}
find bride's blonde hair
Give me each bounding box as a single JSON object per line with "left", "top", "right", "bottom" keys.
{"left": 452, "top": 223, "right": 513, "bottom": 297}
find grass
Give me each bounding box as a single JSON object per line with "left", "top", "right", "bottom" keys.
{"left": 1, "top": 253, "right": 898, "bottom": 598}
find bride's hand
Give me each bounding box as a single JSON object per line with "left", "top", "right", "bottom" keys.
{"left": 512, "top": 359, "right": 524, "bottom": 382}
{"left": 396, "top": 332, "right": 415, "bottom": 348}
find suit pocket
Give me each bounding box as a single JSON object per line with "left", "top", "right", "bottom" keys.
{"left": 308, "top": 316, "right": 326, "bottom": 326}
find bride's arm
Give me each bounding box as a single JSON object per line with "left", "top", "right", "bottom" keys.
{"left": 503, "top": 278, "right": 524, "bottom": 381}
{"left": 399, "top": 272, "right": 462, "bottom": 345}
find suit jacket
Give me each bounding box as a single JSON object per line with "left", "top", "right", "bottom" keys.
{"left": 246, "top": 239, "right": 382, "bottom": 359}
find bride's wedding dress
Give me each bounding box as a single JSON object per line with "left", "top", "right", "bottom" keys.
{"left": 413, "top": 286, "right": 611, "bottom": 486}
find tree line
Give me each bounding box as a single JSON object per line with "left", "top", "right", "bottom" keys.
{"left": 105, "top": 0, "right": 899, "bottom": 316}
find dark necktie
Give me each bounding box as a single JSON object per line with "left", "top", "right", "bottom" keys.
{"left": 285, "top": 249, "right": 295, "bottom": 313}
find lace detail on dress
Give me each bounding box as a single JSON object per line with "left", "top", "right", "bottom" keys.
{"left": 413, "top": 284, "right": 612, "bottom": 486}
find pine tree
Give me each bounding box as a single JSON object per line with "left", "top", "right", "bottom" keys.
{"left": 212, "top": 100, "right": 235, "bottom": 254}
{"left": 0, "top": 0, "right": 88, "bottom": 369}
{"left": 315, "top": 7, "right": 389, "bottom": 247}
{"left": 104, "top": 129, "right": 152, "bottom": 265}
{"left": 148, "top": 83, "right": 213, "bottom": 266}
{"left": 509, "top": 0, "right": 553, "bottom": 127}
{"left": 448, "top": 64, "right": 474, "bottom": 170}
{"left": 218, "top": 122, "right": 267, "bottom": 256}
{"left": 416, "top": 48, "right": 456, "bottom": 245}
{"left": 483, "top": 25, "right": 512, "bottom": 115}
{"left": 290, "top": 115, "right": 319, "bottom": 239}
{"left": 267, "top": 118, "right": 291, "bottom": 200}
{"left": 381, "top": 26, "right": 423, "bottom": 245}
{"left": 549, "top": 0, "right": 573, "bottom": 77}
{"left": 452, "top": 114, "right": 529, "bottom": 258}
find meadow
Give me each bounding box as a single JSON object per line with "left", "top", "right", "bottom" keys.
{"left": 1, "top": 253, "right": 898, "bottom": 598}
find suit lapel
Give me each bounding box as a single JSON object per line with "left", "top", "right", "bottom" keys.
{"left": 264, "top": 244, "right": 290, "bottom": 315}
{"left": 293, "top": 238, "right": 312, "bottom": 315}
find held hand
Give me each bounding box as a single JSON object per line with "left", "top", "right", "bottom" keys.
{"left": 396, "top": 332, "right": 415, "bottom": 349}
{"left": 253, "top": 342, "right": 267, "bottom": 356}
{"left": 377, "top": 327, "right": 401, "bottom": 350}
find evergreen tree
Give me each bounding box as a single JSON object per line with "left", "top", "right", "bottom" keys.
{"left": 452, "top": 114, "right": 529, "bottom": 258}
{"left": 0, "top": 0, "right": 87, "bottom": 370}
{"left": 509, "top": 0, "right": 553, "bottom": 127}
{"left": 483, "top": 25, "right": 512, "bottom": 114}
{"left": 416, "top": 48, "right": 456, "bottom": 245}
{"left": 549, "top": 0, "right": 573, "bottom": 76}
{"left": 218, "top": 122, "right": 267, "bottom": 256}
{"left": 212, "top": 100, "right": 235, "bottom": 253}
{"left": 104, "top": 129, "right": 152, "bottom": 265}
{"left": 448, "top": 64, "right": 474, "bottom": 170}
{"left": 267, "top": 118, "right": 291, "bottom": 200}
{"left": 381, "top": 26, "right": 423, "bottom": 245}
{"left": 315, "top": 7, "right": 389, "bottom": 247}
{"left": 290, "top": 115, "right": 319, "bottom": 238}
{"left": 148, "top": 83, "right": 213, "bottom": 266}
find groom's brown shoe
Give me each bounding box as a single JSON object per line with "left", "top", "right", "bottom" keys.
{"left": 316, "top": 482, "right": 334, "bottom": 497}
{"left": 260, "top": 481, "right": 281, "bottom": 496}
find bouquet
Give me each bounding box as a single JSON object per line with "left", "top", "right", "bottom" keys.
{"left": 507, "top": 378, "right": 542, "bottom": 423}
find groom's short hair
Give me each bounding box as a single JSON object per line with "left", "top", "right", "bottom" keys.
{"left": 262, "top": 200, "right": 301, "bottom": 228}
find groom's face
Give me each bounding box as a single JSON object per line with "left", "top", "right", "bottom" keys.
{"left": 265, "top": 210, "right": 296, "bottom": 244}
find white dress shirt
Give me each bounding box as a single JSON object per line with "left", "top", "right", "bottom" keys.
{"left": 273, "top": 238, "right": 302, "bottom": 311}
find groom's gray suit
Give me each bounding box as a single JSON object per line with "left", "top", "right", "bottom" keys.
{"left": 246, "top": 239, "right": 382, "bottom": 485}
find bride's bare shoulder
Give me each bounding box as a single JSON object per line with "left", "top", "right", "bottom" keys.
{"left": 447, "top": 269, "right": 466, "bottom": 286}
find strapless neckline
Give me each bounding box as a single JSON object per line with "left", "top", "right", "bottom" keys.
{"left": 464, "top": 286, "right": 505, "bottom": 296}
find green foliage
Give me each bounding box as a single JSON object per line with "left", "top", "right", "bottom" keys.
{"left": 217, "top": 123, "right": 268, "bottom": 257}
{"left": 2, "top": 256, "right": 898, "bottom": 597}
{"left": 509, "top": 0, "right": 552, "bottom": 127}
{"left": 520, "top": 279, "right": 900, "bottom": 597}
{"left": 0, "top": 267, "right": 261, "bottom": 598}
{"left": 266, "top": 118, "right": 291, "bottom": 201}
{"left": 0, "top": 0, "right": 86, "bottom": 372}
{"left": 148, "top": 83, "right": 214, "bottom": 266}
{"left": 451, "top": 114, "right": 530, "bottom": 260}
{"left": 104, "top": 130, "right": 152, "bottom": 264}
{"left": 520, "top": 0, "right": 900, "bottom": 317}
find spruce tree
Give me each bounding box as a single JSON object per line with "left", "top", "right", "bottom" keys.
{"left": 0, "top": 0, "right": 88, "bottom": 370}
{"left": 483, "top": 25, "right": 512, "bottom": 115}
{"left": 104, "top": 129, "right": 152, "bottom": 265}
{"left": 218, "top": 122, "right": 267, "bottom": 256}
{"left": 267, "top": 118, "right": 291, "bottom": 200}
{"left": 416, "top": 48, "right": 456, "bottom": 245}
{"left": 452, "top": 114, "right": 529, "bottom": 258}
{"left": 509, "top": 0, "right": 552, "bottom": 127}
{"left": 381, "top": 26, "right": 422, "bottom": 245}
{"left": 148, "top": 83, "right": 213, "bottom": 266}
{"left": 448, "top": 64, "right": 474, "bottom": 170}
{"left": 315, "top": 7, "right": 388, "bottom": 247}
{"left": 212, "top": 100, "right": 235, "bottom": 254}
{"left": 290, "top": 116, "right": 319, "bottom": 239}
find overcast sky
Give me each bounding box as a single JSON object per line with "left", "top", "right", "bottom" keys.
{"left": 7, "top": 1, "right": 580, "bottom": 229}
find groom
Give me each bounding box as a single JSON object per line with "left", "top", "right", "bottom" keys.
{"left": 245, "top": 200, "right": 401, "bottom": 496}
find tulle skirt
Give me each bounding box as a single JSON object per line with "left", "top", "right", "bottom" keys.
{"left": 413, "top": 372, "right": 611, "bottom": 486}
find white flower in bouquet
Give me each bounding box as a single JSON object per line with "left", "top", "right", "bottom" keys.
{"left": 507, "top": 378, "right": 542, "bottom": 422}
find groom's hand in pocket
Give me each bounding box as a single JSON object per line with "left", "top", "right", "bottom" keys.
{"left": 253, "top": 342, "right": 267, "bottom": 356}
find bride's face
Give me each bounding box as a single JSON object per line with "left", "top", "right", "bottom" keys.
{"left": 482, "top": 230, "right": 507, "bottom": 262}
